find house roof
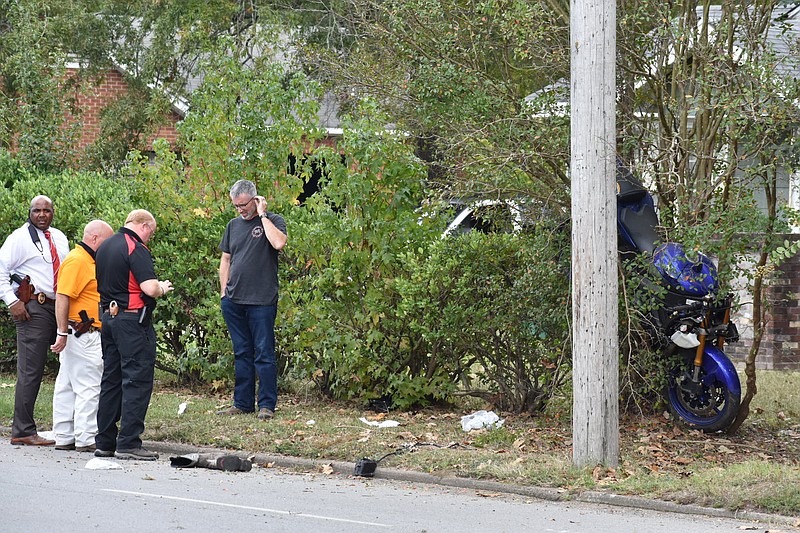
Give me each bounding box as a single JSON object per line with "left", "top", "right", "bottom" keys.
{"left": 68, "top": 24, "right": 342, "bottom": 136}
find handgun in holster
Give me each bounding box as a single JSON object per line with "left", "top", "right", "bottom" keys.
{"left": 70, "top": 310, "right": 95, "bottom": 338}
{"left": 10, "top": 273, "right": 34, "bottom": 304}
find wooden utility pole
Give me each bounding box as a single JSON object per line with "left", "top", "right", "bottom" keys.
{"left": 570, "top": 0, "right": 619, "bottom": 467}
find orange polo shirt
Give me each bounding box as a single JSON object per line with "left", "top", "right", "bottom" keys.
{"left": 57, "top": 244, "right": 102, "bottom": 328}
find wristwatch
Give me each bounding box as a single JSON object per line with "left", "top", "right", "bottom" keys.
{"left": 260, "top": 213, "right": 268, "bottom": 219}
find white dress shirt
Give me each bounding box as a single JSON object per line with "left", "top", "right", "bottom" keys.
{"left": 0, "top": 222, "right": 69, "bottom": 305}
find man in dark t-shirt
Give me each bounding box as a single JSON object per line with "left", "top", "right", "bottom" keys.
{"left": 217, "top": 179, "right": 287, "bottom": 420}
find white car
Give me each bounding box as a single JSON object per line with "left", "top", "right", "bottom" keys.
{"left": 442, "top": 199, "right": 528, "bottom": 237}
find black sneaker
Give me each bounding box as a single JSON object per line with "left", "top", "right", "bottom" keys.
{"left": 94, "top": 449, "right": 115, "bottom": 458}
{"left": 115, "top": 448, "right": 159, "bottom": 461}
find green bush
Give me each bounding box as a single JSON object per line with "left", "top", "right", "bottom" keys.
{"left": 395, "top": 229, "right": 572, "bottom": 413}
{"left": 279, "top": 110, "right": 447, "bottom": 409}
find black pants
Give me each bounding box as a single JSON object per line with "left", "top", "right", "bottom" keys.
{"left": 96, "top": 311, "right": 156, "bottom": 451}
{"left": 11, "top": 300, "right": 56, "bottom": 438}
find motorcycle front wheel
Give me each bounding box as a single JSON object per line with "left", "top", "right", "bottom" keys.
{"left": 666, "top": 348, "right": 741, "bottom": 433}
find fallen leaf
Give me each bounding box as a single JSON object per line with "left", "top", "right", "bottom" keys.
{"left": 321, "top": 464, "right": 334, "bottom": 475}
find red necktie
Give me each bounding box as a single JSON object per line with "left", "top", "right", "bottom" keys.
{"left": 44, "top": 230, "right": 60, "bottom": 292}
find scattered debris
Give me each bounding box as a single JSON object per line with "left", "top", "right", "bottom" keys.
{"left": 460, "top": 410, "right": 504, "bottom": 431}
{"left": 359, "top": 417, "right": 400, "bottom": 428}
{"left": 85, "top": 458, "right": 123, "bottom": 470}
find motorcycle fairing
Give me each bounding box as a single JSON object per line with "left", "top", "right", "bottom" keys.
{"left": 698, "top": 345, "right": 742, "bottom": 398}
{"left": 653, "top": 242, "right": 719, "bottom": 297}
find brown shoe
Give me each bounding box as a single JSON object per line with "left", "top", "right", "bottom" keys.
{"left": 257, "top": 408, "right": 274, "bottom": 420}
{"left": 55, "top": 443, "right": 76, "bottom": 450}
{"left": 10, "top": 434, "right": 56, "bottom": 446}
{"left": 216, "top": 406, "right": 247, "bottom": 416}
{"left": 76, "top": 444, "right": 96, "bottom": 453}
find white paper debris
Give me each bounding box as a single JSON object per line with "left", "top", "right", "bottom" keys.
{"left": 460, "top": 410, "right": 504, "bottom": 431}
{"left": 85, "top": 458, "right": 123, "bottom": 470}
{"left": 359, "top": 417, "right": 400, "bottom": 428}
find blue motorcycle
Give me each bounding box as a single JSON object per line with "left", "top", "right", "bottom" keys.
{"left": 616, "top": 163, "right": 741, "bottom": 432}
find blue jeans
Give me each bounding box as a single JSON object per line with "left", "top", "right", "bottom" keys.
{"left": 221, "top": 297, "right": 277, "bottom": 412}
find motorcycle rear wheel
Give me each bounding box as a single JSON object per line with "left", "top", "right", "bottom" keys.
{"left": 666, "top": 351, "right": 740, "bottom": 433}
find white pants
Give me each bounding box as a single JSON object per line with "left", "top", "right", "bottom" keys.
{"left": 52, "top": 330, "right": 103, "bottom": 447}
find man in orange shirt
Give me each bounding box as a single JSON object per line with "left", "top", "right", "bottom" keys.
{"left": 50, "top": 220, "right": 114, "bottom": 452}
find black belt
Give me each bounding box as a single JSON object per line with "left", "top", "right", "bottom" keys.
{"left": 101, "top": 307, "right": 142, "bottom": 313}
{"left": 33, "top": 293, "right": 54, "bottom": 305}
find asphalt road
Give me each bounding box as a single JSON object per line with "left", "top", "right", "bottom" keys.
{"left": 0, "top": 439, "right": 780, "bottom": 533}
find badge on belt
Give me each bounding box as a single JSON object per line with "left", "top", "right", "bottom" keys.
{"left": 37, "top": 293, "right": 46, "bottom": 304}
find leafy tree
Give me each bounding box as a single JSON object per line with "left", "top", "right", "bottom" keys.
{"left": 0, "top": 0, "right": 80, "bottom": 170}
{"left": 299, "top": 0, "right": 572, "bottom": 210}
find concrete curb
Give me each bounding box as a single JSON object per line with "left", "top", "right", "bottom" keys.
{"left": 146, "top": 440, "right": 799, "bottom": 528}
{"left": 4, "top": 428, "right": 797, "bottom": 528}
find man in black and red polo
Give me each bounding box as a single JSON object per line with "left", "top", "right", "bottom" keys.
{"left": 94, "top": 209, "right": 173, "bottom": 461}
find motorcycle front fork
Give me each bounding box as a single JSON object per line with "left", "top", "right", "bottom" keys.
{"left": 690, "top": 306, "right": 731, "bottom": 383}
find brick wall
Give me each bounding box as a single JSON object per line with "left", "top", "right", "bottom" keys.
{"left": 725, "top": 234, "right": 800, "bottom": 370}
{"left": 63, "top": 67, "right": 182, "bottom": 153}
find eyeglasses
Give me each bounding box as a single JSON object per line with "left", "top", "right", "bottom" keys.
{"left": 233, "top": 197, "right": 254, "bottom": 210}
